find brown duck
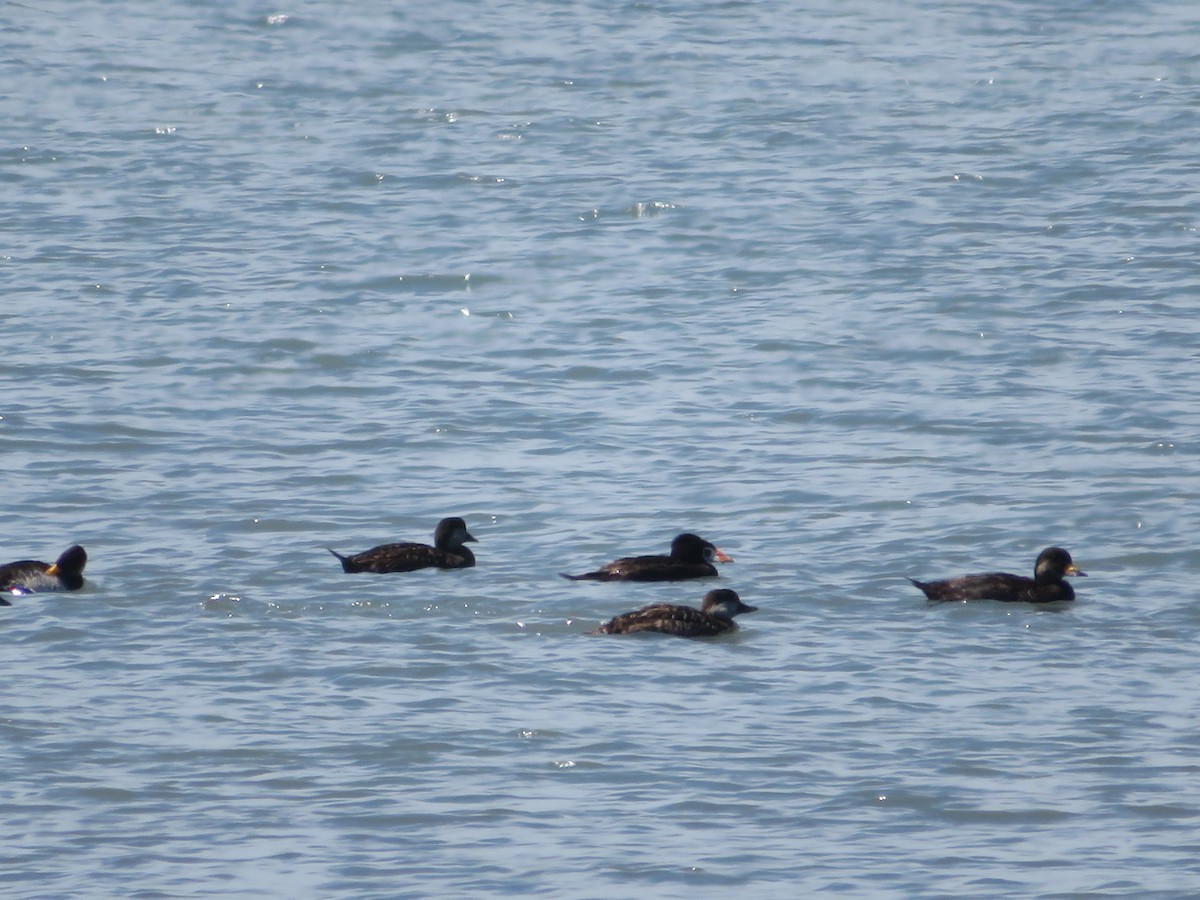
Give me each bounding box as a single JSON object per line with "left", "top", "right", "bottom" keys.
{"left": 592, "top": 589, "right": 757, "bottom": 638}
{"left": 561, "top": 533, "right": 733, "bottom": 582}
{"left": 329, "top": 517, "right": 477, "bottom": 573}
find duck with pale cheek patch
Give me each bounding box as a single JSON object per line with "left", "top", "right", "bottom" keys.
{"left": 330, "top": 517, "right": 477, "bottom": 574}
{"left": 592, "top": 589, "right": 758, "bottom": 638}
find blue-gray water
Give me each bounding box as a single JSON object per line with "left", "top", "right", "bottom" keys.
{"left": 4, "top": 0, "right": 1200, "bottom": 896}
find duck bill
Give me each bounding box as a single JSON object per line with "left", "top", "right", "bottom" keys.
{"left": 738, "top": 603, "right": 758, "bottom": 613}
{"left": 1065, "top": 565, "right": 1087, "bottom": 577}
{"left": 464, "top": 532, "right": 478, "bottom": 543}
{"left": 713, "top": 548, "right": 734, "bottom": 563}
{"left": 44, "top": 564, "right": 60, "bottom": 576}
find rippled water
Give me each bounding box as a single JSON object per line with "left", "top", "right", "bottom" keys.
{"left": 5, "top": 0, "right": 1200, "bottom": 896}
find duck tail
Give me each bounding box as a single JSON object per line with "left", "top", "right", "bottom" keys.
{"left": 561, "top": 571, "right": 606, "bottom": 582}
{"left": 328, "top": 549, "right": 355, "bottom": 573}
{"left": 907, "top": 577, "right": 937, "bottom": 600}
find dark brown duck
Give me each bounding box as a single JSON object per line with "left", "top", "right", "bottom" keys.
{"left": 592, "top": 589, "right": 758, "bottom": 637}
{"left": 561, "top": 532, "right": 733, "bottom": 582}
{"left": 909, "top": 546, "right": 1086, "bottom": 603}
{"left": 329, "top": 517, "right": 477, "bottom": 573}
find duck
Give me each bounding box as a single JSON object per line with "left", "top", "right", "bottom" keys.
{"left": 561, "top": 532, "right": 733, "bottom": 582}
{"left": 592, "top": 589, "right": 757, "bottom": 637}
{"left": 909, "top": 546, "right": 1086, "bottom": 603}
{"left": 329, "top": 517, "right": 477, "bottom": 573}
{"left": 0, "top": 545, "right": 88, "bottom": 594}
